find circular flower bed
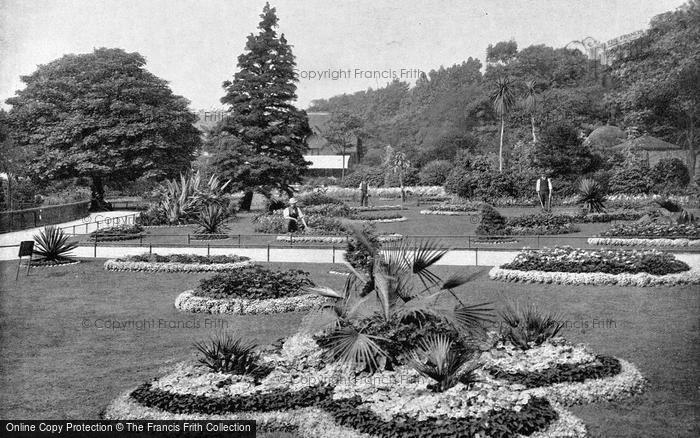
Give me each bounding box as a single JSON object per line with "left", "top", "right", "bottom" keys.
{"left": 588, "top": 237, "right": 700, "bottom": 247}
{"left": 489, "top": 247, "right": 700, "bottom": 286}
{"left": 104, "top": 254, "right": 252, "bottom": 272}
{"left": 175, "top": 266, "right": 324, "bottom": 314}
{"left": 104, "top": 332, "right": 647, "bottom": 437}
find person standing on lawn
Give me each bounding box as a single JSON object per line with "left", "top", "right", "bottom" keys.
{"left": 283, "top": 197, "right": 308, "bottom": 233}
{"left": 359, "top": 176, "right": 369, "bottom": 207}
{"left": 536, "top": 174, "right": 553, "bottom": 211}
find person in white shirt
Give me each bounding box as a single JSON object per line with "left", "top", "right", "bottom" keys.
{"left": 283, "top": 197, "right": 308, "bottom": 233}
{"left": 536, "top": 174, "right": 553, "bottom": 211}
{"left": 358, "top": 176, "right": 369, "bottom": 207}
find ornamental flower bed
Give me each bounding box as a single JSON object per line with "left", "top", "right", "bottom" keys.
{"left": 351, "top": 212, "right": 407, "bottom": 223}
{"left": 312, "top": 185, "right": 446, "bottom": 200}
{"left": 105, "top": 331, "right": 647, "bottom": 437}
{"left": 276, "top": 234, "right": 403, "bottom": 244}
{"left": 252, "top": 214, "right": 348, "bottom": 236}
{"left": 599, "top": 223, "right": 700, "bottom": 239}
{"left": 351, "top": 204, "right": 406, "bottom": 212}
{"left": 175, "top": 266, "right": 322, "bottom": 315}
{"left": 89, "top": 224, "right": 145, "bottom": 241}
{"left": 104, "top": 253, "right": 252, "bottom": 272}
{"left": 588, "top": 237, "right": 700, "bottom": 248}
{"left": 490, "top": 246, "right": 700, "bottom": 287}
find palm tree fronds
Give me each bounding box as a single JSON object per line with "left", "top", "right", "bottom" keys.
{"left": 324, "top": 326, "right": 388, "bottom": 372}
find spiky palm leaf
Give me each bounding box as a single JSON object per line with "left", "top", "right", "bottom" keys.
{"left": 33, "top": 226, "right": 78, "bottom": 262}
{"left": 500, "top": 301, "right": 564, "bottom": 350}
{"left": 408, "top": 334, "right": 480, "bottom": 392}
{"left": 323, "top": 326, "right": 388, "bottom": 372}
{"left": 576, "top": 178, "right": 606, "bottom": 213}
{"left": 193, "top": 333, "right": 268, "bottom": 378}
{"left": 196, "top": 204, "right": 230, "bottom": 235}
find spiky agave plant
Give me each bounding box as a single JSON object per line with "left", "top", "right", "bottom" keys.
{"left": 195, "top": 204, "right": 230, "bottom": 235}
{"left": 499, "top": 301, "right": 564, "bottom": 350}
{"left": 193, "top": 333, "right": 270, "bottom": 379}
{"left": 577, "top": 178, "right": 606, "bottom": 213}
{"left": 33, "top": 226, "right": 78, "bottom": 262}
{"left": 408, "top": 334, "right": 481, "bottom": 392}
{"left": 305, "top": 226, "right": 493, "bottom": 372}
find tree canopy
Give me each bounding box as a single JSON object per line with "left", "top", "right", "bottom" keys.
{"left": 5, "top": 48, "right": 201, "bottom": 209}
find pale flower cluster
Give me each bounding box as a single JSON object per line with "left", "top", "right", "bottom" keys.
{"left": 174, "top": 290, "right": 327, "bottom": 315}
{"left": 482, "top": 339, "right": 596, "bottom": 373}
{"left": 275, "top": 234, "right": 403, "bottom": 243}
{"left": 314, "top": 186, "right": 446, "bottom": 199}
{"left": 420, "top": 210, "right": 476, "bottom": 216}
{"left": 588, "top": 237, "right": 700, "bottom": 247}
{"left": 489, "top": 265, "right": 700, "bottom": 287}
{"left": 104, "top": 259, "right": 253, "bottom": 272}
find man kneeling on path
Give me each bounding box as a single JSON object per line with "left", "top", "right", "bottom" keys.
{"left": 283, "top": 198, "right": 308, "bottom": 233}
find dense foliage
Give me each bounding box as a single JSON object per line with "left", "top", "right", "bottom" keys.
{"left": 194, "top": 266, "right": 313, "bottom": 299}
{"left": 5, "top": 48, "right": 201, "bottom": 210}
{"left": 90, "top": 224, "right": 144, "bottom": 241}
{"left": 600, "top": 223, "right": 700, "bottom": 238}
{"left": 252, "top": 214, "right": 347, "bottom": 235}
{"left": 193, "top": 334, "right": 272, "bottom": 379}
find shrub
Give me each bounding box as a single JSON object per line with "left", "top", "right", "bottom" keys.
{"left": 193, "top": 334, "right": 271, "bottom": 379}
{"left": 600, "top": 223, "right": 700, "bottom": 239}
{"left": 344, "top": 225, "right": 380, "bottom": 275}
{"left": 475, "top": 204, "right": 508, "bottom": 236}
{"left": 419, "top": 160, "right": 454, "bottom": 185}
{"left": 264, "top": 197, "right": 287, "bottom": 214}
{"left": 195, "top": 204, "right": 230, "bottom": 235}
{"left": 194, "top": 266, "right": 314, "bottom": 300}
{"left": 576, "top": 178, "right": 606, "bottom": 213}
{"left": 341, "top": 165, "right": 385, "bottom": 188}
{"left": 609, "top": 165, "right": 654, "bottom": 194}
{"left": 303, "top": 203, "right": 352, "bottom": 217}
{"left": 383, "top": 167, "right": 420, "bottom": 187}
{"left": 499, "top": 301, "right": 564, "bottom": 350}
{"left": 33, "top": 226, "right": 78, "bottom": 262}
{"left": 652, "top": 158, "right": 690, "bottom": 192}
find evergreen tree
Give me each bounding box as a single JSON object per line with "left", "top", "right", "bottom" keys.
{"left": 213, "top": 2, "right": 311, "bottom": 210}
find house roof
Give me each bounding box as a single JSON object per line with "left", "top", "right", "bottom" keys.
{"left": 612, "top": 135, "right": 681, "bottom": 151}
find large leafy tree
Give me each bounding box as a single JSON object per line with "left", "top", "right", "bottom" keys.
{"left": 5, "top": 48, "right": 201, "bottom": 210}
{"left": 607, "top": 0, "right": 700, "bottom": 178}
{"left": 213, "top": 2, "right": 311, "bottom": 210}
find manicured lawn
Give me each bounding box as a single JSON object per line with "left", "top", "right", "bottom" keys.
{"left": 0, "top": 258, "right": 698, "bottom": 437}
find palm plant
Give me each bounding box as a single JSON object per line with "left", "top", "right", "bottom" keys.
{"left": 33, "top": 226, "right": 78, "bottom": 262}
{"left": 193, "top": 333, "right": 270, "bottom": 379}
{"left": 159, "top": 173, "right": 201, "bottom": 224}
{"left": 408, "top": 334, "right": 481, "bottom": 392}
{"left": 491, "top": 76, "right": 516, "bottom": 172}
{"left": 196, "top": 204, "right": 230, "bottom": 235}
{"left": 655, "top": 198, "right": 696, "bottom": 224}
{"left": 522, "top": 80, "right": 538, "bottom": 144}
{"left": 576, "top": 178, "right": 606, "bottom": 213}
{"left": 499, "top": 301, "right": 564, "bottom": 350}
{"left": 305, "top": 226, "right": 494, "bottom": 372}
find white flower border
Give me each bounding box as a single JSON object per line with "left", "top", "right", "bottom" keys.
{"left": 28, "top": 260, "right": 81, "bottom": 269}
{"left": 104, "top": 259, "right": 252, "bottom": 273}
{"left": 588, "top": 237, "right": 700, "bottom": 247}
{"left": 276, "top": 234, "right": 403, "bottom": 243}
{"left": 420, "top": 210, "right": 477, "bottom": 215}
{"left": 174, "top": 290, "right": 328, "bottom": 315}
{"left": 361, "top": 217, "right": 407, "bottom": 223}
{"left": 523, "top": 359, "right": 646, "bottom": 407}
{"left": 142, "top": 224, "right": 192, "bottom": 228}
{"left": 489, "top": 265, "right": 700, "bottom": 287}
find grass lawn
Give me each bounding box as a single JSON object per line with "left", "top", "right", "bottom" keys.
{"left": 0, "top": 258, "right": 698, "bottom": 437}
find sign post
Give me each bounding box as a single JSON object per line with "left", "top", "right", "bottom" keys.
{"left": 16, "top": 241, "right": 34, "bottom": 280}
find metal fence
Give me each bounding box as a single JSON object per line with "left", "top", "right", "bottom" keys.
{"left": 0, "top": 200, "right": 91, "bottom": 233}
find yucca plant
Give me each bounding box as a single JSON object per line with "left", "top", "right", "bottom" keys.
{"left": 193, "top": 333, "right": 270, "bottom": 379}
{"left": 33, "top": 226, "right": 78, "bottom": 262}
{"left": 305, "top": 226, "right": 493, "bottom": 372}
{"left": 195, "top": 204, "right": 230, "bottom": 235}
{"left": 499, "top": 301, "right": 564, "bottom": 350}
{"left": 655, "top": 198, "right": 696, "bottom": 224}
{"left": 576, "top": 178, "right": 606, "bottom": 213}
{"left": 408, "top": 334, "right": 481, "bottom": 392}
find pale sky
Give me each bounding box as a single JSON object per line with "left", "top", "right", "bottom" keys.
{"left": 0, "top": 0, "right": 686, "bottom": 110}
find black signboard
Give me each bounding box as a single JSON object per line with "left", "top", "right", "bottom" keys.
{"left": 18, "top": 241, "right": 34, "bottom": 257}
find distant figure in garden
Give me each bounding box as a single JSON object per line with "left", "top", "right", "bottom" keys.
{"left": 536, "top": 174, "right": 553, "bottom": 211}
{"left": 283, "top": 198, "right": 307, "bottom": 233}
{"left": 359, "top": 176, "right": 369, "bottom": 207}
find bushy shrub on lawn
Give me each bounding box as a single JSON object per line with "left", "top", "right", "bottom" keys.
{"left": 296, "top": 191, "right": 345, "bottom": 206}
{"left": 419, "top": 160, "right": 454, "bottom": 185}
{"left": 652, "top": 158, "right": 690, "bottom": 192}
{"left": 341, "top": 165, "right": 386, "bottom": 188}
{"left": 194, "top": 266, "right": 314, "bottom": 299}
{"left": 445, "top": 168, "right": 538, "bottom": 201}
{"left": 383, "top": 167, "right": 420, "bottom": 187}
{"left": 475, "top": 204, "right": 508, "bottom": 236}
{"left": 609, "top": 164, "right": 655, "bottom": 194}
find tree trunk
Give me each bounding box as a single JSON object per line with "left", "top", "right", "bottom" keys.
{"left": 89, "top": 175, "right": 111, "bottom": 211}
{"left": 687, "top": 120, "right": 696, "bottom": 182}
{"left": 531, "top": 115, "right": 537, "bottom": 144}
{"left": 239, "top": 190, "right": 254, "bottom": 211}
{"left": 399, "top": 172, "right": 405, "bottom": 204}
{"left": 499, "top": 116, "right": 505, "bottom": 172}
